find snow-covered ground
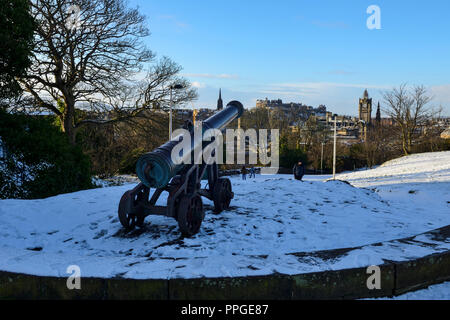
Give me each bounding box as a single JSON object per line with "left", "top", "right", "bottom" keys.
{"left": 370, "top": 282, "right": 450, "bottom": 300}
{"left": 92, "top": 175, "right": 139, "bottom": 188}
{"left": 0, "top": 151, "right": 449, "bottom": 282}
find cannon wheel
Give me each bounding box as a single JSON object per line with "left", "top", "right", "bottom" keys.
{"left": 213, "top": 178, "right": 233, "bottom": 213}
{"left": 177, "top": 194, "right": 204, "bottom": 236}
{"left": 118, "top": 188, "right": 146, "bottom": 230}
{"left": 118, "top": 191, "right": 139, "bottom": 230}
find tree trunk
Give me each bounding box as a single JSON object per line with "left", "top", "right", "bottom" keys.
{"left": 407, "top": 131, "right": 413, "bottom": 154}
{"left": 64, "top": 117, "right": 76, "bottom": 145}
{"left": 402, "top": 136, "right": 409, "bottom": 155}
{"left": 400, "top": 127, "right": 409, "bottom": 155}
{"left": 61, "top": 96, "right": 77, "bottom": 145}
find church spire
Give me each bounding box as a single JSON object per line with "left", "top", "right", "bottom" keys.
{"left": 217, "top": 88, "right": 223, "bottom": 110}
{"left": 376, "top": 102, "right": 381, "bottom": 124}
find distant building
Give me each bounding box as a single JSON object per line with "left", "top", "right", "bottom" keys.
{"left": 217, "top": 89, "right": 223, "bottom": 110}
{"left": 441, "top": 128, "right": 450, "bottom": 139}
{"left": 379, "top": 118, "right": 395, "bottom": 126}
{"left": 358, "top": 89, "right": 372, "bottom": 124}
{"left": 255, "top": 98, "right": 327, "bottom": 120}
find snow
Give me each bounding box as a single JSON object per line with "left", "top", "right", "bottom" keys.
{"left": 370, "top": 282, "right": 450, "bottom": 300}
{"left": 92, "top": 175, "right": 139, "bottom": 188}
{"left": 337, "top": 151, "right": 450, "bottom": 188}
{"left": 0, "top": 151, "right": 449, "bottom": 281}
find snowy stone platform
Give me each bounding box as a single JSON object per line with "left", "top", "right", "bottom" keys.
{"left": 0, "top": 151, "right": 449, "bottom": 281}
{"left": 1, "top": 151, "right": 450, "bottom": 299}
{"left": 1, "top": 224, "right": 449, "bottom": 299}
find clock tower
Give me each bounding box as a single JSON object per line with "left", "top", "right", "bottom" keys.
{"left": 358, "top": 89, "right": 372, "bottom": 124}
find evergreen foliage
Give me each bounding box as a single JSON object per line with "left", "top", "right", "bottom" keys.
{"left": 0, "top": 109, "right": 93, "bottom": 199}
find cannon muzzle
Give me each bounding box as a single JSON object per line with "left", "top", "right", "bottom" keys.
{"left": 136, "top": 101, "right": 244, "bottom": 188}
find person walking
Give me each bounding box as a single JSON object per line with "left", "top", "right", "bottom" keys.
{"left": 293, "top": 161, "right": 305, "bottom": 181}
{"left": 241, "top": 166, "right": 248, "bottom": 180}
{"left": 249, "top": 167, "right": 256, "bottom": 179}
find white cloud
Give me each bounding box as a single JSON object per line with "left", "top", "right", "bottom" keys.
{"left": 193, "top": 83, "right": 450, "bottom": 117}
{"left": 272, "top": 82, "right": 390, "bottom": 90}
{"left": 183, "top": 73, "right": 239, "bottom": 80}
{"left": 191, "top": 81, "right": 206, "bottom": 88}
{"left": 259, "top": 90, "right": 304, "bottom": 96}
{"left": 430, "top": 85, "right": 450, "bottom": 102}
{"left": 247, "top": 82, "right": 390, "bottom": 101}
{"left": 430, "top": 85, "right": 450, "bottom": 115}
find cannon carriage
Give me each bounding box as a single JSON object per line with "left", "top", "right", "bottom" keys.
{"left": 118, "top": 101, "right": 244, "bottom": 236}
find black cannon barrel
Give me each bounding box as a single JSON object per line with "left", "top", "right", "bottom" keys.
{"left": 136, "top": 101, "right": 244, "bottom": 188}
{"left": 203, "top": 101, "right": 244, "bottom": 132}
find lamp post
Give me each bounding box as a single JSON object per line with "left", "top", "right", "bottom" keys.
{"left": 321, "top": 141, "right": 324, "bottom": 174}
{"left": 332, "top": 117, "right": 337, "bottom": 180}
{"left": 169, "top": 84, "right": 184, "bottom": 140}
{"left": 193, "top": 108, "right": 198, "bottom": 126}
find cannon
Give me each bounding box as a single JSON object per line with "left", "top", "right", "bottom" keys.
{"left": 118, "top": 101, "right": 244, "bottom": 236}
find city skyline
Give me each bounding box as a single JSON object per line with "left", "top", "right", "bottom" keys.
{"left": 129, "top": 0, "right": 450, "bottom": 116}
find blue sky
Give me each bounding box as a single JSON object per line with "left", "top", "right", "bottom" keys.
{"left": 129, "top": 0, "right": 450, "bottom": 116}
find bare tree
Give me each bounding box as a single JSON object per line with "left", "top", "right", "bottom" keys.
{"left": 75, "top": 57, "right": 197, "bottom": 127}
{"left": 363, "top": 125, "right": 390, "bottom": 168}
{"left": 383, "top": 84, "right": 433, "bottom": 155}
{"left": 291, "top": 116, "right": 320, "bottom": 152}
{"left": 140, "top": 57, "right": 197, "bottom": 110}
{"left": 18, "top": 0, "right": 196, "bottom": 144}
{"left": 305, "top": 124, "right": 328, "bottom": 171}
{"left": 241, "top": 106, "right": 271, "bottom": 130}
